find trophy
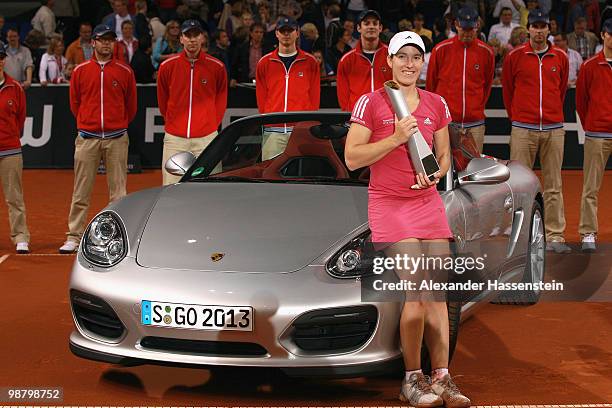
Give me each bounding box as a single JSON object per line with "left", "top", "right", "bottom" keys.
{"left": 384, "top": 80, "right": 440, "bottom": 181}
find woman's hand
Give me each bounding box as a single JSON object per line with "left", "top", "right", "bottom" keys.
{"left": 411, "top": 171, "right": 441, "bottom": 190}
{"left": 392, "top": 116, "right": 419, "bottom": 147}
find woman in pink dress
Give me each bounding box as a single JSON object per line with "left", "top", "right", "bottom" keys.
{"left": 345, "top": 32, "right": 470, "bottom": 408}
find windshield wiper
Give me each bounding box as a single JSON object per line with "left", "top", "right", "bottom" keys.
{"left": 189, "top": 176, "right": 270, "bottom": 183}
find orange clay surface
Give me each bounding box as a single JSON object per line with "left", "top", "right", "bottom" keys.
{"left": 0, "top": 169, "right": 610, "bottom": 405}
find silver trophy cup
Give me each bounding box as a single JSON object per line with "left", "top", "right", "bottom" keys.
{"left": 384, "top": 80, "right": 440, "bottom": 181}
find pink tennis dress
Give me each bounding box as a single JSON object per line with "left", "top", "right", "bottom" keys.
{"left": 350, "top": 87, "right": 453, "bottom": 243}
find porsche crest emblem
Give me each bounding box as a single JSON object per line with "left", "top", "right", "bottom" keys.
{"left": 211, "top": 252, "right": 225, "bottom": 262}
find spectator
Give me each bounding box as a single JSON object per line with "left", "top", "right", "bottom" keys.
{"left": 413, "top": 13, "right": 433, "bottom": 40}
{"left": 508, "top": 25, "right": 529, "bottom": 47}
{"left": 488, "top": 37, "right": 509, "bottom": 83}
{"left": 344, "top": 0, "right": 367, "bottom": 23}
{"left": 427, "top": 6, "right": 495, "bottom": 154}
{"left": 130, "top": 36, "right": 155, "bottom": 83}
{"left": 567, "top": 16, "right": 599, "bottom": 59}
{"left": 208, "top": 29, "right": 231, "bottom": 75}
{"left": 241, "top": 11, "right": 255, "bottom": 28}
{"left": 432, "top": 18, "right": 447, "bottom": 45}
{"left": 231, "top": 25, "right": 250, "bottom": 46}
{"left": 418, "top": 35, "right": 434, "bottom": 84}
{"left": 66, "top": 22, "right": 94, "bottom": 65}
{"left": 157, "top": 19, "right": 227, "bottom": 185}
{"left": 398, "top": 18, "right": 414, "bottom": 32}
{"left": 133, "top": 0, "right": 152, "bottom": 46}
{"left": 502, "top": 9, "right": 570, "bottom": 253}
{"left": 489, "top": 7, "right": 519, "bottom": 45}
{"left": 0, "top": 15, "right": 5, "bottom": 42}
{"left": 553, "top": 32, "right": 582, "bottom": 84}
{"left": 336, "top": 10, "right": 391, "bottom": 111}
{"left": 23, "top": 30, "right": 46, "bottom": 83}
{"left": 256, "top": 16, "right": 320, "bottom": 160}
{"left": 59, "top": 24, "right": 137, "bottom": 253}
{"left": 157, "top": 0, "right": 178, "bottom": 23}
{"left": 40, "top": 34, "right": 68, "bottom": 85}
{"left": 312, "top": 48, "right": 334, "bottom": 77}
{"left": 149, "top": 9, "right": 166, "bottom": 43}
{"left": 576, "top": 18, "right": 612, "bottom": 253}
{"left": 0, "top": 41, "right": 31, "bottom": 254}
{"left": 4, "top": 28, "right": 34, "bottom": 89}
{"left": 53, "top": 0, "right": 80, "bottom": 45}
{"left": 221, "top": 1, "right": 244, "bottom": 38}
{"left": 325, "top": 3, "right": 342, "bottom": 51}
{"left": 510, "top": 0, "right": 539, "bottom": 27}
{"left": 151, "top": 20, "right": 182, "bottom": 69}
{"left": 31, "top": 0, "right": 57, "bottom": 43}
{"left": 549, "top": 17, "right": 559, "bottom": 36}
{"left": 300, "top": 22, "right": 324, "bottom": 52}
{"left": 103, "top": 0, "right": 136, "bottom": 40}
{"left": 343, "top": 18, "right": 358, "bottom": 48}
{"left": 493, "top": 0, "right": 525, "bottom": 24}
{"left": 64, "top": 62, "right": 75, "bottom": 80}
{"left": 114, "top": 20, "right": 139, "bottom": 63}
{"left": 257, "top": 2, "right": 275, "bottom": 32}
{"left": 230, "top": 22, "right": 265, "bottom": 85}
{"left": 326, "top": 28, "right": 352, "bottom": 73}
{"left": 568, "top": 0, "right": 600, "bottom": 33}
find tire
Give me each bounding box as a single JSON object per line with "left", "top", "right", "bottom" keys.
{"left": 493, "top": 201, "right": 545, "bottom": 305}
{"left": 420, "top": 301, "right": 462, "bottom": 376}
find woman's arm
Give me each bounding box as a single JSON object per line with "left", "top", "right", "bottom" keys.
{"left": 344, "top": 116, "right": 419, "bottom": 171}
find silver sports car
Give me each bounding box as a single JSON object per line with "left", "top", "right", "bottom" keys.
{"left": 69, "top": 112, "right": 545, "bottom": 377}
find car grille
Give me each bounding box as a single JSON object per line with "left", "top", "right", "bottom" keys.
{"left": 292, "top": 305, "right": 378, "bottom": 353}
{"left": 140, "top": 337, "right": 268, "bottom": 357}
{"left": 70, "top": 290, "right": 125, "bottom": 340}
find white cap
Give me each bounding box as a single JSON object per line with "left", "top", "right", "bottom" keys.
{"left": 388, "top": 31, "right": 426, "bottom": 55}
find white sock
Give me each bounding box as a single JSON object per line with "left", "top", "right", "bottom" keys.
{"left": 405, "top": 369, "right": 422, "bottom": 381}
{"left": 432, "top": 367, "right": 449, "bottom": 380}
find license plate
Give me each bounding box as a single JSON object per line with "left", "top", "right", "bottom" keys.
{"left": 141, "top": 301, "right": 253, "bottom": 332}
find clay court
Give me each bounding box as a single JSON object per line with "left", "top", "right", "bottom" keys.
{"left": 0, "top": 169, "right": 611, "bottom": 406}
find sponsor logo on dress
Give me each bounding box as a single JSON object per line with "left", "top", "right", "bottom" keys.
{"left": 424, "top": 117, "right": 432, "bottom": 125}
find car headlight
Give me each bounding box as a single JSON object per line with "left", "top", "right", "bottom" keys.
{"left": 82, "top": 212, "right": 127, "bottom": 267}
{"left": 326, "top": 231, "right": 379, "bottom": 279}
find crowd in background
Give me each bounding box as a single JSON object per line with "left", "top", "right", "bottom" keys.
{"left": 1, "top": 0, "right": 611, "bottom": 87}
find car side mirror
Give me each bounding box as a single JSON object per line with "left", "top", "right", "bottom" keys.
{"left": 457, "top": 157, "right": 510, "bottom": 186}
{"left": 164, "top": 151, "right": 196, "bottom": 176}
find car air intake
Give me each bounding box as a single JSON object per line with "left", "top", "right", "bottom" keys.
{"left": 140, "top": 337, "right": 268, "bottom": 357}
{"left": 292, "top": 305, "right": 378, "bottom": 352}
{"left": 70, "top": 290, "right": 125, "bottom": 340}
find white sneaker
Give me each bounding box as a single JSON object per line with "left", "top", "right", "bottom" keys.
{"left": 16, "top": 242, "right": 30, "bottom": 254}
{"left": 581, "top": 233, "right": 596, "bottom": 252}
{"left": 59, "top": 241, "right": 79, "bottom": 254}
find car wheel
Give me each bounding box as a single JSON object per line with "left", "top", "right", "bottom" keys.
{"left": 420, "top": 301, "right": 462, "bottom": 375}
{"left": 493, "top": 201, "right": 545, "bottom": 305}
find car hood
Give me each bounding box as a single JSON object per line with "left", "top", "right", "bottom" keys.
{"left": 136, "top": 182, "right": 368, "bottom": 272}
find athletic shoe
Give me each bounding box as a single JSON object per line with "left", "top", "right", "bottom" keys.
{"left": 581, "top": 233, "right": 596, "bottom": 253}
{"left": 399, "top": 372, "right": 443, "bottom": 408}
{"left": 59, "top": 241, "right": 79, "bottom": 254}
{"left": 16, "top": 242, "right": 30, "bottom": 254}
{"left": 431, "top": 374, "right": 471, "bottom": 408}
{"left": 546, "top": 240, "right": 571, "bottom": 254}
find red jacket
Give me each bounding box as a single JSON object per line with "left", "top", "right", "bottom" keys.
{"left": 576, "top": 51, "right": 612, "bottom": 138}
{"left": 336, "top": 41, "right": 391, "bottom": 111}
{"left": 426, "top": 36, "right": 495, "bottom": 126}
{"left": 157, "top": 50, "right": 228, "bottom": 138}
{"left": 502, "top": 42, "right": 569, "bottom": 129}
{"left": 70, "top": 57, "right": 137, "bottom": 136}
{"left": 113, "top": 38, "right": 139, "bottom": 64}
{"left": 256, "top": 48, "right": 320, "bottom": 113}
{"left": 0, "top": 74, "right": 26, "bottom": 156}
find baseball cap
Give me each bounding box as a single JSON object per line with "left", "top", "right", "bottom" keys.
{"left": 528, "top": 9, "right": 550, "bottom": 25}
{"left": 92, "top": 24, "right": 116, "bottom": 39}
{"left": 388, "top": 31, "right": 426, "bottom": 55}
{"left": 181, "top": 19, "right": 204, "bottom": 34}
{"left": 357, "top": 9, "right": 381, "bottom": 24}
{"left": 456, "top": 6, "right": 479, "bottom": 28}
{"left": 276, "top": 16, "right": 298, "bottom": 30}
{"left": 0, "top": 41, "right": 6, "bottom": 57}
{"left": 603, "top": 18, "right": 612, "bottom": 33}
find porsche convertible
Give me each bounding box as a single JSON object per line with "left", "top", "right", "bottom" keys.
{"left": 68, "top": 111, "right": 545, "bottom": 377}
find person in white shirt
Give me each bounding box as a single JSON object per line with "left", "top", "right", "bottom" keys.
{"left": 553, "top": 32, "right": 583, "bottom": 85}
{"left": 489, "top": 7, "right": 519, "bottom": 44}
{"left": 31, "top": 0, "right": 57, "bottom": 42}
{"left": 102, "top": 0, "right": 134, "bottom": 40}
{"left": 493, "top": 0, "right": 524, "bottom": 24}
{"left": 39, "top": 35, "right": 67, "bottom": 85}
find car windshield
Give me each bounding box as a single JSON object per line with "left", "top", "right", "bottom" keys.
{"left": 183, "top": 113, "right": 369, "bottom": 185}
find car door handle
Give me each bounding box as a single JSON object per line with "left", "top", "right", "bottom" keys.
{"left": 504, "top": 195, "right": 513, "bottom": 212}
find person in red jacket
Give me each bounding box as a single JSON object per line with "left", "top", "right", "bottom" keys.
{"left": 157, "top": 19, "right": 228, "bottom": 185}
{"left": 576, "top": 18, "right": 612, "bottom": 253}
{"left": 0, "top": 42, "right": 30, "bottom": 254}
{"left": 59, "top": 24, "right": 137, "bottom": 253}
{"left": 336, "top": 10, "right": 392, "bottom": 112}
{"left": 502, "top": 9, "right": 570, "bottom": 253}
{"left": 256, "top": 16, "right": 320, "bottom": 160}
{"left": 426, "top": 6, "right": 495, "bottom": 154}
{"left": 113, "top": 20, "right": 139, "bottom": 63}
